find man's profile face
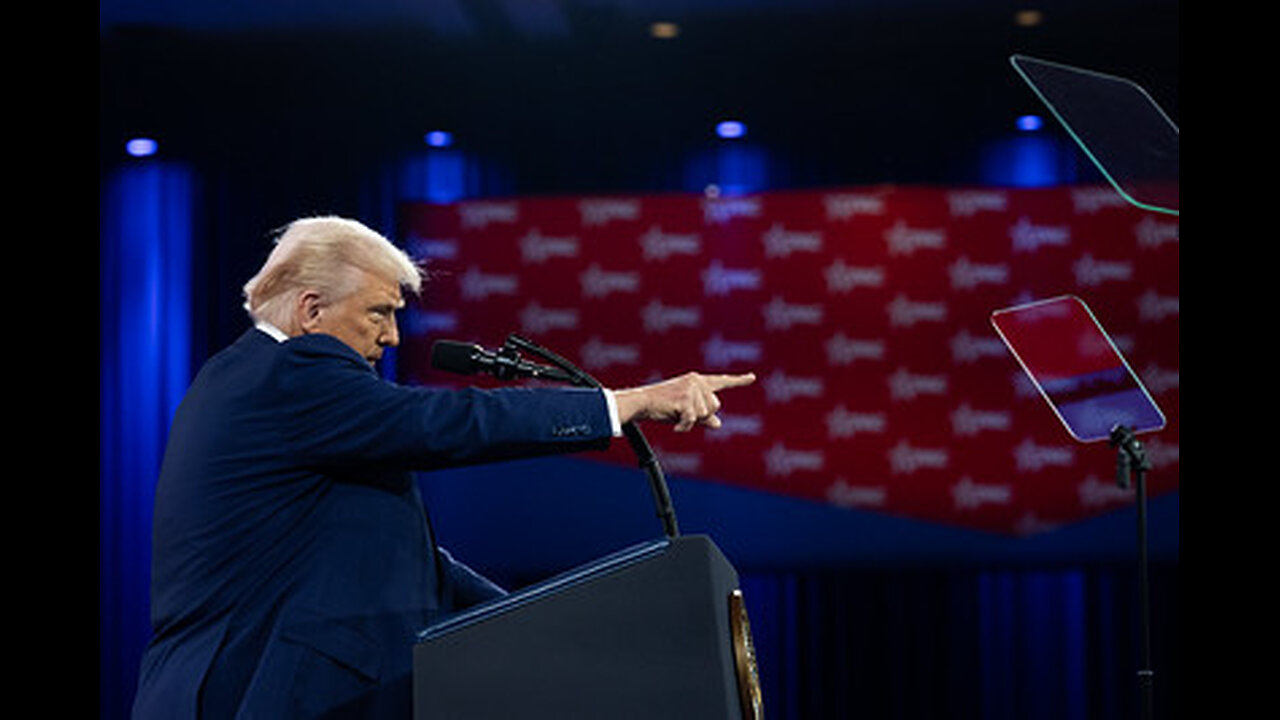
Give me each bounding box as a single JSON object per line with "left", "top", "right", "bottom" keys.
{"left": 306, "top": 269, "right": 405, "bottom": 366}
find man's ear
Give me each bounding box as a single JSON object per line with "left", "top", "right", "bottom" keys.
{"left": 296, "top": 290, "right": 325, "bottom": 333}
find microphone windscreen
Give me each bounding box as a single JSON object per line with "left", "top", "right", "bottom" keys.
{"left": 430, "top": 340, "right": 481, "bottom": 375}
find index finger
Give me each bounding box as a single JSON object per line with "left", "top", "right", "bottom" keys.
{"left": 702, "top": 372, "right": 757, "bottom": 390}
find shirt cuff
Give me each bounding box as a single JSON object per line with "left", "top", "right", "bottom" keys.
{"left": 601, "top": 388, "right": 623, "bottom": 437}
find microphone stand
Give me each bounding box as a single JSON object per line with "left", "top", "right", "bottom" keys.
{"left": 503, "top": 333, "right": 681, "bottom": 540}
{"left": 1109, "top": 425, "right": 1154, "bottom": 720}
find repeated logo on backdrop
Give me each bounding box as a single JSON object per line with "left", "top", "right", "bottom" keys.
{"left": 397, "top": 185, "right": 1179, "bottom": 535}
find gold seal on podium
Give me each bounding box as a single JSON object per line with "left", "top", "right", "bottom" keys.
{"left": 728, "top": 589, "right": 763, "bottom": 719}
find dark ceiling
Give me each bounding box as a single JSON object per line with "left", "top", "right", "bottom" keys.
{"left": 99, "top": 0, "right": 1179, "bottom": 195}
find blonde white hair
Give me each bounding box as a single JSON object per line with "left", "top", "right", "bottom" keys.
{"left": 242, "top": 216, "right": 422, "bottom": 331}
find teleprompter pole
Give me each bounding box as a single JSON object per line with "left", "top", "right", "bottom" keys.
{"left": 1110, "top": 425, "right": 1154, "bottom": 720}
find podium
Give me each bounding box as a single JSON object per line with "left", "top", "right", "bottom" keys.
{"left": 412, "top": 534, "right": 762, "bottom": 719}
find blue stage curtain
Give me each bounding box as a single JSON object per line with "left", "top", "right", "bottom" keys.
{"left": 100, "top": 161, "right": 195, "bottom": 720}
{"left": 737, "top": 562, "right": 1177, "bottom": 720}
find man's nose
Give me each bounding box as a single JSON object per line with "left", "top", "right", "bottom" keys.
{"left": 382, "top": 317, "right": 400, "bottom": 347}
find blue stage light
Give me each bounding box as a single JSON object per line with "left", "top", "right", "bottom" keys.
{"left": 1016, "top": 115, "right": 1044, "bottom": 132}
{"left": 426, "top": 131, "right": 453, "bottom": 148}
{"left": 716, "top": 121, "right": 746, "bottom": 139}
{"left": 126, "top": 137, "right": 158, "bottom": 157}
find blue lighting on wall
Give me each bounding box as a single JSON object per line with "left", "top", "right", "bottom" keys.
{"left": 684, "top": 143, "right": 770, "bottom": 196}
{"left": 100, "top": 160, "right": 195, "bottom": 720}
{"left": 400, "top": 150, "right": 471, "bottom": 203}
{"left": 979, "top": 134, "right": 1077, "bottom": 188}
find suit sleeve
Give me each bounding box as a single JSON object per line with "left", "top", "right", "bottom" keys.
{"left": 437, "top": 546, "right": 508, "bottom": 606}
{"left": 275, "top": 335, "right": 613, "bottom": 471}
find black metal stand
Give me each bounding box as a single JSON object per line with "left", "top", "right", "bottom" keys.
{"left": 1109, "top": 425, "right": 1154, "bottom": 720}
{"left": 503, "top": 333, "right": 680, "bottom": 539}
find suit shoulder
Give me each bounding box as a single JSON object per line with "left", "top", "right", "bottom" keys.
{"left": 281, "top": 333, "right": 371, "bottom": 369}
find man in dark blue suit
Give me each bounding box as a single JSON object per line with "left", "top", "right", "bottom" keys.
{"left": 131, "top": 216, "right": 755, "bottom": 718}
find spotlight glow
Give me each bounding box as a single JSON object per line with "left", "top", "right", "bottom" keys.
{"left": 425, "top": 131, "right": 453, "bottom": 148}
{"left": 1016, "top": 115, "right": 1044, "bottom": 132}
{"left": 716, "top": 121, "right": 746, "bottom": 139}
{"left": 126, "top": 138, "right": 158, "bottom": 157}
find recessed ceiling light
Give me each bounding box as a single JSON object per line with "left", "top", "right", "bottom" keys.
{"left": 1014, "top": 9, "right": 1044, "bottom": 27}
{"left": 650, "top": 22, "right": 679, "bottom": 39}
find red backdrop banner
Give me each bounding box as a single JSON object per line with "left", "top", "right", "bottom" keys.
{"left": 396, "top": 184, "right": 1179, "bottom": 536}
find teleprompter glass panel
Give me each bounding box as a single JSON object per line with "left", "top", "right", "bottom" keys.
{"left": 991, "top": 295, "right": 1165, "bottom": 442}
{"left": 1011, "top": 55, "right": 1179, "bottom": 216}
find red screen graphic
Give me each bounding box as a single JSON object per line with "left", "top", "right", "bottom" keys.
{"left": 396, "top": 185, "right": 1179, "bottom": 535}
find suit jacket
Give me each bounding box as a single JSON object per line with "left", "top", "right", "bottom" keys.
{"left": 132, "top": 328, "right": 613, "bottom": 719}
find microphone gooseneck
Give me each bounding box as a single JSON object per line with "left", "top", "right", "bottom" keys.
{"left": 504, "top": 333, "right": 680, "bottom": 540}
{"left": 430, "top": 335, "right": 681, "bottom": 539}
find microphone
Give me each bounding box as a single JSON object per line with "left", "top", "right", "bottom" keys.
{"left": 436, "top": 333, "right": 681, "bottom": 539}
{"left": 430, "top": 340, "right": 575, "bottom": 383}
